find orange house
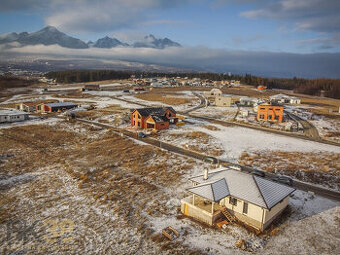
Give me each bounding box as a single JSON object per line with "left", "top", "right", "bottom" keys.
{"left": 257, "top": 85, "right": 267, "bottom": 90}
{"left": 257, "top": 103, "right": 284, "bottom": 123}
{"left": 131, "top": 107, "right": 177, "bottom": 130}
{"left": 145, "top": 115, "right": 170, "bottom": 130}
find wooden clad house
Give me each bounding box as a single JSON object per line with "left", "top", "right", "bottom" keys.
{"left": 131, "top": 107, "right": 177, "bottom": 130}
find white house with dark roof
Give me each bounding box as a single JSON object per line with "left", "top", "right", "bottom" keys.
{"left": 181, "top": 168, "right": 295, "bottom": 231}
{"left": 270, "top": 94, "right": 301, "bottom": 105}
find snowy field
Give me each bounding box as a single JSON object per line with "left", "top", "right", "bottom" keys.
{"left": 0, "top": 116, "right": 62, "bottom": 129}
{"left": 310, "top": 116, "right": 340, "bottom": 142}
{"left": 179, "top": 119, "right": 340, "bottom": 161}
{"left": 1, "top": 113, "right": 339, "bottom": 254}
{"left": 190, "top": 106, "right": 238, "bottom": 121}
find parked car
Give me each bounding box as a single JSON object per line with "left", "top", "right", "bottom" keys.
{"left": 123, "top": 89, "right": 130, "bottom": 93}
{"left": 251, "top": 170, "right": 265, "bottom": 177}
{"left": 137, "top": 132, "right": 147, "bottom": 138}
{"left": 272, "top": 175, "right": 293, "bottom": 186}
{"left": 229, "top": 164, "right": 242, "bottom": 171}
{"left": 203, "top": 156, "right": 218, "bottom": 164}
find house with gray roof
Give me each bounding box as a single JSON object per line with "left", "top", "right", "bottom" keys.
{"left": 181, "top": 168, "right": 295, "bottom": 231}
{"left": 131, "top": 107, "right": 178, "bottom": 130}
{"left": 0, "top": 109, "right": 29, "bottom": 123}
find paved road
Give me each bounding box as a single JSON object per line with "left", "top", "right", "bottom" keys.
{"left": 74, "top": 118, "right": 340, "bottom": 202}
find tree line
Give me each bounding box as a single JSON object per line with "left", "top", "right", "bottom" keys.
{"left": 46, "top": 70, "right": 340, "bottom": 99}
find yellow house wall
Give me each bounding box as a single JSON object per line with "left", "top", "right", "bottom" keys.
{"left": 263, "top": 196, "right": 289, "bottom": 229}
{"left": 220, "top": 196, "right": 265, "bottom": 229}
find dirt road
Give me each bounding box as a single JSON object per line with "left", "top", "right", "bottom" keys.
{"left": 75, "top": 118, "right": 340, "bottom": 202}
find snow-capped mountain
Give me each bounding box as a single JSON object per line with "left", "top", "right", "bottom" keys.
{"left": 133, "top": 34, "right": 181, "bottom": 49}
{"left": 92, "top": 36, "right": 129, "bottom": 48}
{"left": 0, "top": 27, "right": 181, "bottom": 50}
{"left": 0, "top": 26, "right": 89, "bottom": 49}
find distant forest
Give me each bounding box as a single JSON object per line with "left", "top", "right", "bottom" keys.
{"left": 0, "top": 76, "right": 37, "bottom": 91}
{"left": 46, "top": 70, "right": 340, "bottom": 99}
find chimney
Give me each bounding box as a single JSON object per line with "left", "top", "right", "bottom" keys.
{"left": 203, "top": 169, "right": 209, "bottom": 180}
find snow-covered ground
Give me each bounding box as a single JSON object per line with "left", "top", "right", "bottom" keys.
{"left": 310, "top": 116, "right": 340, "bottom": 142}
{"left": 46, "top": 82, "right": 123, "bottom": 91}
{"left": 0, "top": 117, "right": 62, "bottom": 129}
{"left": 149, "top": 188, "right": 340, "bottom": 254}
{"left": 176, "top": 119, "right": 340, "bottom": 162}
{"left": 190, "top": 106, "right": 238, "bottom": 121}
{"left": 123, "top": 91, "right": 201, "bottom": 112}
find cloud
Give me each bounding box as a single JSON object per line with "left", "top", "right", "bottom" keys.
{"left": 0, "top": 0, "right": 191, "bottom": 33}
{"left": 295, "top": 33, "right": 340, "bottom": 50}
{"left": 232, "top": 34, "right": 265, "bottom": 45}
{"left": 45, "top": 0, "right": 191, "bottom": 33}
{"left": 2, "top": 44, "right": 340, "bottom": 78}
{"left": 0, "top": 0, "right": 46, "bottom": 12}
{"left": 240, "top": 0, "right": 340, "bottom": 33}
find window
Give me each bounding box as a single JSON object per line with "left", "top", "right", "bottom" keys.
{"left": 268, "top": 115, "right": 272, "bottom": 119}
{"left": 275, "top": 115, "right": 280, "bottom": 120}
{"left": 243, "top": 202, "right": 248, "bottom": 214}
{"left": 229, "top": 197, "right": 237, "bottom": 206}
{"left": 260, "top": 107, "right": 265, "bottom": 110}
{"left": 259, "top": 114, "right": 265, "bottom": 119}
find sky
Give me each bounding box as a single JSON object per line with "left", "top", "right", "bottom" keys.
{"left": 0, "top": 0, "right": 340, "bottom": 78}
{"left": 0, "top": 0, "right": 340, "bottom": 53}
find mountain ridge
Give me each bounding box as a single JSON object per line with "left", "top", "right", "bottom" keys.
{"left": 0, "top": 26, "right": 181, "bottom": 49}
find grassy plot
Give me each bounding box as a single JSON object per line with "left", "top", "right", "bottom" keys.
{"left": 135, "top": 92, "right": 194, "bottom": 106}
{"left": 239, "top": 151, "right": 340, "bottom": 190}
{"left": 0, "top": 122, "right": 206, "bottom": 254}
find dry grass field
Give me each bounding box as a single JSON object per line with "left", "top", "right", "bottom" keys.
{"left": 238, "top": 151, "right": 340, "bottom": 190}
{"left": 135, "top": 92, "right": 193, "bottom": 105}
{"left": 160, "top": 131, "right": 224, "bottom": 157}
{"left": 0, "top": 121, "right": 209, "bottom": 254}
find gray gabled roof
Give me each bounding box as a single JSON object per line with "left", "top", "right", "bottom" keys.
{"left": 189, "top": 169, "right": 295, "bottom": 209}
{"left": 0, "top": 109, "right": 29, "bottom": 116}
{"left": 188, "top": 178, "right": 229, "bottom": 202}
{"left": 45, "top": 102, "right": 78, "bottom": 108}
{"left": 149, "top": 115, "right": 169, "bottom": 123}
{"left": 253, "top": 176, "right": 295, "bottom": 209}
{"left": 133, "top": 107, "right": 176, "bottom": 117}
